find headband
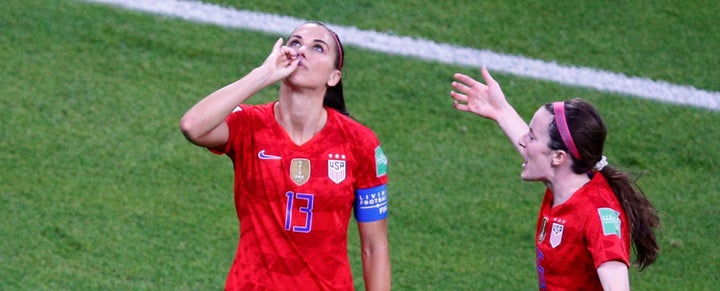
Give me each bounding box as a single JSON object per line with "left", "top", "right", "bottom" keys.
{"left": 331, "top": 32, "right": 343, "bottom": 70}
{"left": 552, "top": 102, "right": 582, "bottom": 160}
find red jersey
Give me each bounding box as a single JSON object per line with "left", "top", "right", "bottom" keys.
{"left": 210, "top": 102, "right": 388, "bottom": 291}
{"left": 535, "top": 173, "right": 630, "bottom": 290}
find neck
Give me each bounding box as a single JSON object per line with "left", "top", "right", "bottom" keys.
{"left": 275, "top": 86, "right": 327, "bottom": 145}
{"left": 546, "top": 172, "right": 591, "bottom": 207}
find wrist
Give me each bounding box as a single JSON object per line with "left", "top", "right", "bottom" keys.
{"left": 249, "top": 65, "right": 275, "bottom": 88}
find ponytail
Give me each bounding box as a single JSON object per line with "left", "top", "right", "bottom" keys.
{"left": 324, "top": 79, "right": 349, "bottom": 116}
{"left": 600, "top": 166, "right": 660, "bottom": 270}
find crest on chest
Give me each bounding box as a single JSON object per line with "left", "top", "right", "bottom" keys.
{"left": 290, "top": 158, "right": 311, "bottom": 185}
{"left": 549, "top": 218, "right": 566, "bottom": 248}
{"left": 327, "top": 153, "right": 347, "bottom": 184}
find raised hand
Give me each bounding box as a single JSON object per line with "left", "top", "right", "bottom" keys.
{"left": 450, "top": 66, "right": 528, "bottom": 155}
{"left": 450, "top": 66, "right": 509, "bottom": 122}
{"left": 259, "top": 38, "right": 300, "bottom": 85}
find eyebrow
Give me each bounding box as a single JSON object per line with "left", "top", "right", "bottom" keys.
{"left": 289, "top": 35, "right": 330, "bottom": 47}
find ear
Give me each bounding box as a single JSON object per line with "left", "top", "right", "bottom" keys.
{"left": 551, "top": 150, "right": 569, "bottom": 167}
{"left": 327, "top": 70, "right": 341, "bottom": 87}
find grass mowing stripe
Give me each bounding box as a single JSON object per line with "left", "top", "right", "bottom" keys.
{"left": 84, "top": 0, "right": 720, "bottom": 111}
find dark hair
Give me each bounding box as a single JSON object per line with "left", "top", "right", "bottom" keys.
{"left": 297, "top": 22, "right": 349, "bottom": 116}
{"left": 544, "top": 98, "right": 660, "bottom": 270}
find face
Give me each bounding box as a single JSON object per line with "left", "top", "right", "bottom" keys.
{"left": 284, "top": 23, "right": 341, "bottom": 88}
{"left": 518, "top": 107, "right": 556, "bottom": 181}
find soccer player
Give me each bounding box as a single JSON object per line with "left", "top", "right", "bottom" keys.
{"left": 180, "top": 22, "right": 390, "bottom": 290}
{"left": 450, "top": 67, "right": 660, "bottom": 290}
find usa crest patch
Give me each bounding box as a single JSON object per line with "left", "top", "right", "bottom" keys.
{"left": 550, "top": 219, "right": 565, "bottom": 248}
{"left": 328, "top": 153, "right": 346, "bottom": 184}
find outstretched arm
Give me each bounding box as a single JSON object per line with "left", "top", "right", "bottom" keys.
{"left": 450, "top": 66, "right": 529, "bottom": 155}
{"left": 358, "top": 220, "right": 391, "bottom": 291}
{"left": 179, "top": 38, "right": 299, "bottom": 147}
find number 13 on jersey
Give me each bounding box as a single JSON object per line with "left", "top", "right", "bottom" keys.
{"left": 284, "top": 192, "right": 314, "bottom": 233}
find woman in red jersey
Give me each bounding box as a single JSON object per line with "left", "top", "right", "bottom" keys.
{"left": 180, "top": 22, "right": 390, "bottom": 290}
{"left": 450, "top": 67, "right": 660, "bottom": 290}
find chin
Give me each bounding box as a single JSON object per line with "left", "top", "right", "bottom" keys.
{"left": 520, "top": 172, "right": 541, "bottom": 182}
{"left": 520, "top": 172, "right": 529, "bottom": 181}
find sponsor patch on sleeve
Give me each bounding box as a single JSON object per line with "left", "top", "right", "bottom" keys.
{"left": 354, "top": 184, "right": 388, "bottom": 222}
{"left": 597, "top": 208, "right": 621, "bottom": 238}
{"left": 374, "top": 146, "right": 388, "bottom": 177}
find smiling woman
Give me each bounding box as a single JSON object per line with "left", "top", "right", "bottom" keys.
{"left": 179, "top": 22, "right": 391, "bottom": 290}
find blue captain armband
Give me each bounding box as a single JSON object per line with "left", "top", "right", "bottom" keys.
{"left": 354, "top": 184, "right": 388, "bottom": 222}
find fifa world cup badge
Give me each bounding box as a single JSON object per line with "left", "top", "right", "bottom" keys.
{"left": 538, "top": 217, "right": 548, "bottom": 243}
{"left": 290, "top": 158, "right": 310, "bottom": 185}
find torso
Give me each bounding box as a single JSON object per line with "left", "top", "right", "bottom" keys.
{"left": 535, "top": 173, "right": 630, "bottom": 290}
{"left": 215, "top": 103, "right": 387, "bottom": 290}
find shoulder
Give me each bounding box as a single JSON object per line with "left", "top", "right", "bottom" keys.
{"left": 575, "top": 173, "right": 623, "bottom": 220}
{"left": 227, "top": 102, "right": 275, "bottom": 123}
{"left": 583, "top": 173, "right": 617, "bottom": 203}
{"left": 328, "top": 109, "right": 381, "bottom": 144}
{"left": 327, "top": 110, "right": 387, "bottom": 174}
{"left": 236, "top": 102, "right": 274, "bottom": 115}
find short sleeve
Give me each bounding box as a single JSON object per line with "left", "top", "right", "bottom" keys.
{"left": 208, "top": 105, "right": 250, "bottom": 156}
{"left": 350, "top": 126, "right": 388, "bottom": 222}
{"left": 585, "top": 205, "right": 630, "bottom": 268}
{"left": 352, "top": 137, "right": 388, "bottom": 189}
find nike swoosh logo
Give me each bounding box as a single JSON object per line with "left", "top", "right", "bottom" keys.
{"left": 258, "top": 150, "right": 281, "bottom": 160}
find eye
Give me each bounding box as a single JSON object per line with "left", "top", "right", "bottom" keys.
{"left": 527, "top": 132, "right": 538, "bottom": 142}
{"left": 288, "top": 40, "right": 301, "bottom": 47}
{"left": 313, "top": 44, "right": 324, "bottom": 53}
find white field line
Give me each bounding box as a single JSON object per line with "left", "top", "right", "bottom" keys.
{"left": 85, "top": 0, "right": 720, "bottom": 111}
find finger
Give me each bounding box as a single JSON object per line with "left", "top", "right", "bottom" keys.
{"left": 286, "top": 57, "right": 299, "bottom": 69}
{"left": 453, "top": 73, "right": 480, "bottom": 87}
{"left": 451, "top": 81, "right": 472, "bottom": 95}
{"left": 480, "top": 66, "right": 497, "bottom": 86}
{"left": 282, "top": 48, "right": 297, "bottom": 61}
{"left": 274, "top": 45, "right": 297, "bottom": 66}
{"left": 273, "top": 38, "right": 284, "bottom": 52}
{"left": 453, "top": 100, "right": 469, "bottom": 112}
{"left": 450, "top": 90, "right": 468, "bottom": 103}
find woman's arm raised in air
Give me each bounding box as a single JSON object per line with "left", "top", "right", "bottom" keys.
{"left": 451, "top": 67, "right": 529, "bottom": 155}
{"left": 179, "top": 38, "right": 299, "bottom": 147}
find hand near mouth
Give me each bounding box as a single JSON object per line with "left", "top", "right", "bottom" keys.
{"left": 260, "top": 38, "right": 301, "bottom": 84}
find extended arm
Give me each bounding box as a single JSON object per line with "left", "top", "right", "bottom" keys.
{"left": 450, "top": 67, "right": 529, "bottom": 155}
{"left": 358, "top": 220, "right": 391, "bottom": 291}
{"left": 179, "top": 38, "right": 299, "bottom": 147}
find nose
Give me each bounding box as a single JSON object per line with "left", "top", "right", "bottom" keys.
{"left": 518, "top": 135, "right": 528, "bottom": 148}
{"left": 293, "top": 44, "right": 307, "bottom": 57}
